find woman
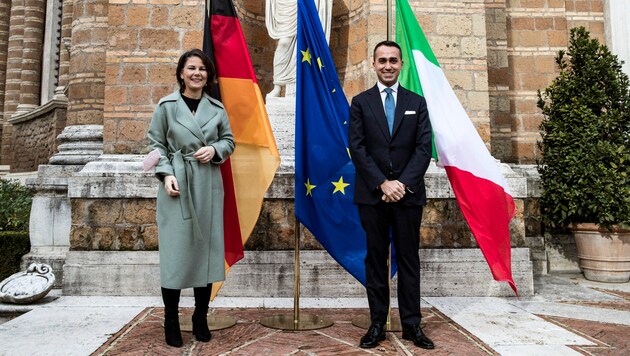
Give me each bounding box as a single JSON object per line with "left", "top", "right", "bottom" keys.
{"left": 147, "top": 49, "right": 235, "bottom": 347}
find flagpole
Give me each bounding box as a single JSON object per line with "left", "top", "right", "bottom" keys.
{"left": 260, "top": 220, "right": 333, "bottom": 330}
{"left": 387, "top": 0, "right": 392, "bottom": 40}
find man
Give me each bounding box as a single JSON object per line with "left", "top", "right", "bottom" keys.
{"left": 348, "top": 40, "right": 434, "bottom": 350}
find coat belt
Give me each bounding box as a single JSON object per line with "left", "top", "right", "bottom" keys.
{"left": 170, "top": 150, "right": 204, "bottom": 241}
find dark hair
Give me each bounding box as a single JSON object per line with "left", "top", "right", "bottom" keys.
{"left": 175, "top": 48, "right": 216, "bottom": 96}
{"left": 373, "top": 40, "right": 402, "bottom": 60}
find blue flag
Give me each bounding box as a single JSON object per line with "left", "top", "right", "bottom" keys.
{"left": 296, "top": 0, "right": 397, "bottom": 285}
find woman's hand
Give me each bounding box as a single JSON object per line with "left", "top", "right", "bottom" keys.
{"left": 164, "top": 175, "right": 180, "bottom": 197}
{"left": 194, "top": 146, "right": 216, "bottom": 164}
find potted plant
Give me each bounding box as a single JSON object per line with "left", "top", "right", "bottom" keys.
{"left": 537, "top": 27, "right": 630, "bottom": 283}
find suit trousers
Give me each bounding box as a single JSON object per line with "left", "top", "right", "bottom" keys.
{"left": 359, "top": 202, "right": 423, "bottom": 326}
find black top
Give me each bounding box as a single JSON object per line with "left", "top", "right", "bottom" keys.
{"left": 182, "top": 94, "right": 202, "bottom": 114}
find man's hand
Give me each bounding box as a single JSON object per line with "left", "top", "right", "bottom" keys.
{"left": 380, "top": 179, "right": 406, "bottom": 202}
{"left": 164, "top": 175, "right": 180, "bottom": 197}
{"left": 194, "top": 146, "right": 216, "bottom": 164}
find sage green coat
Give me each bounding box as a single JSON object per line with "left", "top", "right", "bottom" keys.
{"left": 148, "top": 91, "right": 235, "bottom": 289}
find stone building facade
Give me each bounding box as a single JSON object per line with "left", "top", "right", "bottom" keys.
{"left": 0, "top": 0, "right": 627, "bottom": 296}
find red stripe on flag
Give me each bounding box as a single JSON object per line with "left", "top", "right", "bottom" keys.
{"left": 220, "top": 159, "right": 244, "bottom": 267}
{"left": 210, "top": 14, "right": 257, "bottom": 82}
{"left": 444, "top": 165, "right": 518, "bottom": 296}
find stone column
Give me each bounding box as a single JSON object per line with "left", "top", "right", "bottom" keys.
{"left": 15, "top": 0, "right": 46, "bottom": 114}
{"left": 0, "top": 0, "right": 10, "bottom": 119}
{"left": 486, "top": 0, "right": 511, "bottom": 161}
{"left": 66, "top": 0, "right": 106, "bottom": 127}
{"left": 38, "top": 0, "right": 107, "bottom": 178}
{"left": 56, "top": 0, "right": 73, "bottom": 94}
{"left": 23, "top": 0, "right": 107, "bottom": 286}
{"left": 604, "top": 0, "right": 630, "bottom": 77}
{"left": 0, "top": 0, "right": 10, "bottom": 169}
{"left": 1, "top": 0, "right": 24, "bottom": 165}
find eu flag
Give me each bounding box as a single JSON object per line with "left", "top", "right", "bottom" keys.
{"left": 296, "top": 0, "right": 397, "bottom": 285}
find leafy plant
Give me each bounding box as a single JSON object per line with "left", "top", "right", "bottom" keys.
{"left": 0, "top": 231, "right": 30, "bottom": 281}
{"left": 0, "top": 178, "right": 34, "bottom": 232}
{"left": 537, "top": 27, "right": 630, "bottom": 230}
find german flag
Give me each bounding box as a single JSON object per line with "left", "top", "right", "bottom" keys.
{"left": 204, "top": 0, "right": 280, "bottom": 299}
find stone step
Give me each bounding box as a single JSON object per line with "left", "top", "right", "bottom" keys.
{"left": 62, "top": 248, "right": 533, "bottom": 297}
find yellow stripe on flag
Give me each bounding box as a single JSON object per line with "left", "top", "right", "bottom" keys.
{"left": 211, "top": 79, "right": 280, "bottom": 300}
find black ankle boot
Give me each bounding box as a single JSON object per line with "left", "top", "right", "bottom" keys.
{"left": 161, "top": 287, "right": 183, "bottom": 347}
{"left": 192, "top": 284, "right": 212, "bottom": 342}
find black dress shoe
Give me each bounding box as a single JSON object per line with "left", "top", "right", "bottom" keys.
{"left": 402, "top": 324, "right": 434, "bottom": 349}
{"left": 359, "top": 323, "right": 386, "bottom": 348}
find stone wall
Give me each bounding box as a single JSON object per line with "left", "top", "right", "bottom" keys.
{"left": 67, "top": 164, "right": 541, "bottom": 262}
{"left": 104, "top": 0, "right": 205, "bottom": 155}
{"left": 503, "top": 0, "right": 604, "bottom": 164}
{"left": 8, "top": 102, "right": 67, "bottom": 172}
{"left": 70, "top": 198, "right": 157, "bottom": 251}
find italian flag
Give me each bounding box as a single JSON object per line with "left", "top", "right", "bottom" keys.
{"left": 396, "top": 0, "right": 517, "bottom": 295}
{"left": 204, "top": 0, "right": 280, "bottom": 299}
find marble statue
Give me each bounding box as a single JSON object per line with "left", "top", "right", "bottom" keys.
{"left": 265, "top": 0, "right": 332, "bottom": 99}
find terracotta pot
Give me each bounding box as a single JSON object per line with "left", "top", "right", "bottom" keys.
{"left": 570, "top": 223, "right": 630, "bottom": 283}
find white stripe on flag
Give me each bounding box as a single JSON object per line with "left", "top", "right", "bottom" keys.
{"left": 412, "top": 49, "right": 512, "bottom": 195}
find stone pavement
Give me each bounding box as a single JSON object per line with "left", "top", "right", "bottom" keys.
{"left": 0, "top": 273, "right": 629, "bottom": 355}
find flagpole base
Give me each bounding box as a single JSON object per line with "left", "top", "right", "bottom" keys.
{"left": 171, "top": 314, "right": 236, "bottom": 331}
{"left": 351, "top": 314, "right": 402, "bottom": 332}
{"left": 260, "top": 314, "right": 333, "bottom": 331}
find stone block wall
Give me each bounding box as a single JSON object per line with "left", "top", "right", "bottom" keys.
{"left": 8, "top": 105, "right": 67, "bottom": 172}
{"left": 104, "top": 0, "right": 205, "bottom": 155}
{"left": 502, "top": 0, "right": 604, "bottom": 164}
{"left": 67, "top": 184, "right": 540, "bottom": 256}
{"left": 331, "top": 0, "right": 369, "bottom": 98}
{"left": 70, "top": 198, "right": 158, "bottom": 251}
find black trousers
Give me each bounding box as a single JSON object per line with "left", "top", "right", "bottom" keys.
{"left": 359, "top": 202, "right": 423, "bottom": 326}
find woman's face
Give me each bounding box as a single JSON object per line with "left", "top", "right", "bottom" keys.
{"left": 180, "top": 56, "right": 208, "bottom": 98}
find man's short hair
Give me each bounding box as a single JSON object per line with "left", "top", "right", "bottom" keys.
{"left": 373, "top": 40, "right": 402, "bottom": 59}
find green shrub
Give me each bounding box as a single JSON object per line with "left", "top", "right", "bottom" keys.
{"left": 0, "top": 231, "right": 30, "bottom": 281}
{"left": 0, "top": 178, "right": 34, "bottom": 232}
{"left": 537, "top": 27, "right": 630, "bottom": 230}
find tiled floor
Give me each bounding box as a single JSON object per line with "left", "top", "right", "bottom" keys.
{"left": 91, "top": 287, "right": 630, "bottom": 355}
{"left": 93, "top": 308, "right": 496, "bottom": 355}
{"left": 542, "top": 314, "right": 630, "bottom": 355}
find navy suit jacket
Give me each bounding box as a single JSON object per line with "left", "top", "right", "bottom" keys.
{"left": 348, "top": 84, "right": 433, "bottom": 206}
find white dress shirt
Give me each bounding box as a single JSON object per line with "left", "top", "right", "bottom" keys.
{"left": 377, "top": 81, "right": 399, "bottom": 109}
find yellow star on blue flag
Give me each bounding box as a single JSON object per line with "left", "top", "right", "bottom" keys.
{"left": 331, "top": 177, "right": 350, "bottom": 194}
{"left": 301, "top": 48, "right": 312, "bottom": 65}
{"left": 305, "top": 178, "right": 316, "bottom": 196}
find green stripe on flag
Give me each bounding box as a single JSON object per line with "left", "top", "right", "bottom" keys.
{"left": 396, "top": 0, "right": 438, "bottom": 159}
{"left": 396, "top": 0, "right": 440, "bottom": 68}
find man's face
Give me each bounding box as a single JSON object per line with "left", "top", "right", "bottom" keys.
{"left": 372, "top": 45, "right": 403, "bottom": 87}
